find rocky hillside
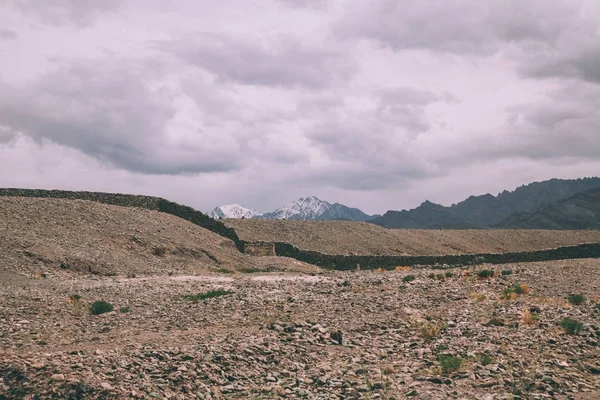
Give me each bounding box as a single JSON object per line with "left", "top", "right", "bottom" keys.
{"left": 372, "top": 177, "right": 600, "bottom": 229}
{"left": 224, "top": 219, "right": 600, "bottom": 256}
{"left": 0, "top": 197, "right": 316, "bottom": 277}
{"left": 498, "top": 188, "right": 600, "bottom": 229}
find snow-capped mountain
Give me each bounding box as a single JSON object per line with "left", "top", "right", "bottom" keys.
{"left": 260, "top": 196, "right": 332, "bottom": 220}
{"left": 209, "top": 196, "right": 376, "bottom": 221}
{"left": 208, "top": 204, "right": 259, "bottom": 219}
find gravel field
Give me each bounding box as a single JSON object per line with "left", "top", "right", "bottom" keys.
{"left": 1, "top": 259, "right": 600, "bottom": 399}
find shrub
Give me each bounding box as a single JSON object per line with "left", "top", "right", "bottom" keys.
{"left": 119, "top": 306, "right": 130, "bottom": 313}
{"left": 477, "top": 270, "right": 494, "bottom": 279}
{"left": 470, "top": 292, "right": 486, "bottom": 302}
{"left": 501, "top": 270, "right": 513, "bottom": 276}
{"left": 438, "top": 354, "right": 463, "bottom": 374}
{"left": 513, "top": 283, "right": 529, "bottom": 295}
{"left": 521, "top": 309, "right": 538, "bottom": 325}
{"left": 567, "top": 294, "right": 585, "bottom": 305}
{"left": 502, "top": 288, "right": 518, "bottom": 301}
{"left": 421, "top": 323, "right": 441, "bottom": 340}
{"left": 428, "top": 273, "right": 435, "bottom": 279}
{"left": 126, "top": 272, "right": 136, "bottom": 279}
{"left": 90, "top": 301, "right": 114, "bottom": 315}
{"left": 445, "top": 271, "right": 454, "bottom": 278}
{"left": 480, "top": 354, "right": 493, "bottom": 366}
{"left": 183, "top": 289, "right": 233, "bottom": 302}
{"left": 69, "top": 294, "right": 82, "bottom": 302}
{"left": 402, "top": 275, "right": 416, "bottom": 283}
{"left": 559, "top": 318, "right": 583, "bottom": 334}
{"left": 436, "top": 273, "right": 444, "bottom": 280}
{"left": 595, "top": 303, "right": 600, "bottom": 312}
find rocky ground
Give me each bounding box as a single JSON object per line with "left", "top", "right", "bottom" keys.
{"left": 2, "top": 259, "right": 599, "bottom": 399}
{"left": 225, "top": 219, "right": 600, "bottom": 256}
{"left": 0, "top": 197, "right": 317, "bottom": 277}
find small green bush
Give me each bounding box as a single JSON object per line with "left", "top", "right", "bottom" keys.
{"left": 567, "top": 294, "right": 585, "bottom": 305}
{"left": 501, "top": 270, "right": 513, "bottom": 276}
{"left": 480, "top": 354, "right": 493, "bottom": 366}
{"left": 438, "top": 354, "right": 463, "bottom": 374}
{"left": 513, "top": 283, "right": 529, "bottom": 295}
{"left": 502, "top": 288, "right": 516, "bottom": 300}
{"left": 594, "top": 303, "right": 600, "bottom": 311}
{"left": 445, "top": 271, "right": 454, "bottom": 278}
{"left": 477, "top": 270, "right": 494, "bottom": 279}
{"left": 402, "top": 275, "right": 416, "bottom": 283}
{"left": 119, "top": 306, "right": 130, "bottom": 313}
{"left": 436, "top": 273, "right": 444, "bottom": 280}
{"left": 427, "top": 273, "right": 435, "bottom": 279}
{"left": 559, "top": 318, "right": 583, "bottom": 335}
{"left": 90, "top": 301, "right": 114, "bottom": 315}
{"left": 183, "top": 290, "right": 233, "bottom": 302}
{"left": 69, "top": 294, "right": 81, "bottom": 301}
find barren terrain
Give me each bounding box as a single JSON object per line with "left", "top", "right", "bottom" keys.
{"left": 0, "top": 197, "right": 316, "bottom": 277}
{"left": 2, "top": 260, "right": 600, "bottom": 399}
{"left": 225, "top": 219, "right": 600, "bottom": 255}
{"left": 1, "top": 197, "right": 600, "bottom": 399}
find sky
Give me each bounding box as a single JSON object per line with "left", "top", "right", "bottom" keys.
{"left": 1, "top": 0, "right": 600, "bottom": 215}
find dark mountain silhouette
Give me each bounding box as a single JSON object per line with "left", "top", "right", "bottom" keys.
{"left": 497, "top": 187, "right": 600, "bottom": 229}
{"left": 371, "top": 177, "right": 600, "bottom": 229}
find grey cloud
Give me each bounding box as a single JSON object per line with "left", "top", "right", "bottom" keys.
{"left": 8, "top": 0, "right": 123, "bottom": 26}
{"left": 0, "top": 29, "right": 17, "bottom": 39}
{"left": 276, "top": 0, "right": 328, "bottom": 9}
{"left": 521, "top": 47, "right": 600, "bottom": 84}
{"left": 0, "top": 125, "right": 16, "bottom": 143}
{"left": 162, "top": 33, "right": 354, "bottom": 88}
{"left": 337, "top": 0, "right": 586, "bottom": 55}
{"left": 436, "top": 82, "right": 600, "bottom": 166}
{"left": 0, "top": 58, "right": 244, "bottom": 174}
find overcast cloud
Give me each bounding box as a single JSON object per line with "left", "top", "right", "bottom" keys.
{"left": 1, "top": 0, "right": 600, "bottom": 214}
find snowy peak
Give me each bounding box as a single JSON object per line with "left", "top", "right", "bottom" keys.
{"left": 208, "top": 204, "right": 259, "bottom": 219}
{"left": 261, "top": 196, "right": 332, "bottom": 220}
{"left": 209, "top": 196, "right": 375, "bottom": 221}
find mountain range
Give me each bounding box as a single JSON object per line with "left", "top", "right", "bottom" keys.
{"left": 208, "top": 177, "right": 600, "bottom": 229}
{"left": 371, "top": 177, "right": 600, "bottom": 229}
{"left": 209, "top": 196, "right": 376, "bottom": 221}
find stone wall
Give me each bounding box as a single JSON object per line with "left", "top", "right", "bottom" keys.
{"left": 269, "top": 241, "right": 600, "bottom": 270}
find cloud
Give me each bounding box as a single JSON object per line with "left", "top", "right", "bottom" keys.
{"left": 336, "top": 0, "right": 587, "bottom": 55}
{"left": 432, "top": 82, "right": 600, "bottom": 167}
{"left": 301, "top": 87, "right": 450, "bottom": 190}
{"left": 1, "top": 0, "right": 599, "bottom": 213}
{"left": 0, "top": 57, "right": 245, "bottom": 174}
{"left": 520, "top": 46, "right": 600, "bottom": 84}
{"left": 6, "top": 0, "right": 123, "bottom": 26}
{"left": 0, "top": 29, "right": 17, "bottom": 40}
{"left": 162, "top": 33, "right": 355, "bottom": 88}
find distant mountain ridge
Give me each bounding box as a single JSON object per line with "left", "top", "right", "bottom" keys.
{"left": 210, "top": 196, "right": 376, "bottom": 221}
{"left": 371, "top": 177, "right": 600, "bottom": 229}
{"left": 497, "top": 187, "right": 600, "bottom": 229}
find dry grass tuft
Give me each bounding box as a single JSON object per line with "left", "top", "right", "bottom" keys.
{"left": 470, "top": 292, "right": 487, "bottom": 302}
{"left": 520, "top": 309, "right": 538, "bottom": 325}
